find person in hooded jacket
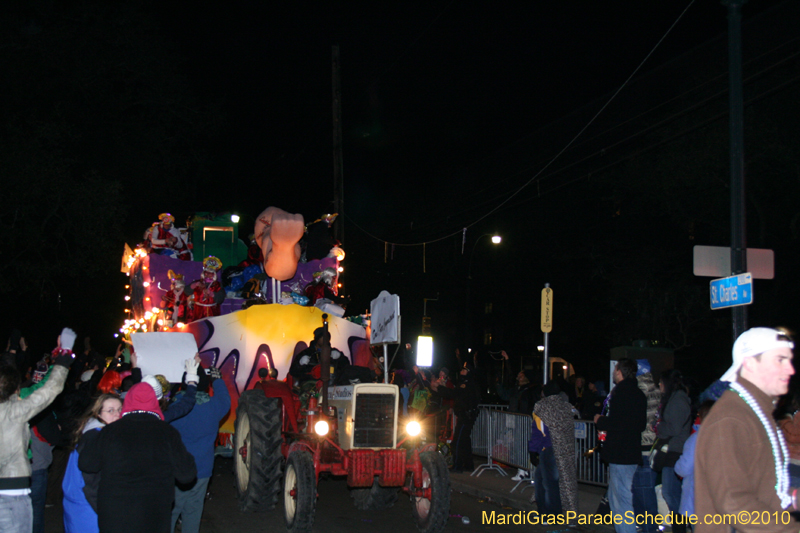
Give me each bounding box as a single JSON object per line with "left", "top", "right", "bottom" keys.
{"left": 431, "top": 361, "right": 481, "bottom": 472}
{"left": 79, "top": 382, "right": 196, "bottom": 533}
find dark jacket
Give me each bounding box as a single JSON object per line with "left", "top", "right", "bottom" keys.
{"left": 79, "top": 412, "right": 196, "bottom": 533}
{"left": 434, "top": 373, "right": 481, "bottom": 419}
{"left": 595, "top": 377, "right": 647, "bottom": 465}
{"left": 170, "top": 379, "right": 231, "bottom": 479}
{"left": 656, "top": 389, "right": 691, "bottom": 454}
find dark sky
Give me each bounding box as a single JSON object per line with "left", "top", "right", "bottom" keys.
{"left": 5, "top": 0, "right": 797, "bottom": 381}
{"left": 160, "top": 1, "right": 762, "bottom": 220}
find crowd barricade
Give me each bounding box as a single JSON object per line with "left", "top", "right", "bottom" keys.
{"left": 471, "top": 405, "right": 531, "bottom": 477}
{"left": 470, "top": 407, "right": 609, "bottom": 487}
{"left": 574, "top": 419, "right": 608, "bottom": 486}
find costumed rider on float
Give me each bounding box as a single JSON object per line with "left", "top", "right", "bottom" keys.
{"left": 144, "top": 212, "right": 192, "bottom": 261}
{"left": 189, "top": 256, "right": 225, "bottom": 321}
{"left": 160, "top": 270, "right": 190, "bottom": 328}
{"left": 304, "top": 267, "right": 348, "bottom": 316}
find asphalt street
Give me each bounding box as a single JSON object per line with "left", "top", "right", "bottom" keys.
{"left": 46, "top": 455, "right": 574, "bottom": 533}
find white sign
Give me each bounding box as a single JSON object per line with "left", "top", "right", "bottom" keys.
{"left": 574, "top": 422, "right": 587, "bottom": 439}
{"left": 370, "top": 291, "right": 400, "bottom": 345}
{"left": 693, "top": 245, "right": 774, "bottom": 279}
{"left": 131, "top": 332, "right": 198, "bottom": 383}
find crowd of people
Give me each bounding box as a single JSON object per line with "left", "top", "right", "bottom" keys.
{"left": 2, "top": 325, "right": 799, "bottom": 533}
{"left": 482, "top": 327, "right": 800, "bottom": 533}
{"left": 0, "top": 328, "right": 230, "bottom": 533}
{"left": 594, "top": 327, "right": 800, "bottom": 533}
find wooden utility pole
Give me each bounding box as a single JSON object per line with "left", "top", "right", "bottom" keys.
{"left": 332, "top": 46, "right": 344, "bottom": 247}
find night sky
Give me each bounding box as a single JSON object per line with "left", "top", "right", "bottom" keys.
{"left": 3, "top": 0, "right": 798, "bottom": 389}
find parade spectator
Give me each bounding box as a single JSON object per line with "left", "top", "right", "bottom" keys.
{"left": 569, "top": 375, "right": 586, "bottom": 413}
{"left": 23, "top": 371, "right": 66, "bottom": 533}
{"left": 779, "top": 390, "right": 800, "bottom": 487}
{"left": 674, "top": 399, "right": 714, "bottom": 520}
{"left": 633, "top": 360, "right": 661, "bottom": 533}
{"left": 79, "top": 382, "right": 196, "bottom": 533}
{"left": 96, "top": 370, "right": 122, "bottom": 395}
{"left": 496, "top": 351, "right": 538, "bottom": 415}
{"left": 529, "top": 409, "right": 561, "bottom": 513}
{"left": 170, "top": 366, "right": 231, "bottom": 533}
{"left": 535, "top": 380, "right": 580, "bottom": 519}
{"left": 62, "top": 393, "right": 122, "bottom": 533}
{"left": 580, "top": 380, "right": 607, "bottom": 419}
{"left": 696, "top": 327, "right": 799, "bottom": 533}
{"left": 594, "top": 358, "right": 647, "bottom": 533}
{"left": 0, "top": 328, "right": 75, "bottom": 533}
{"left": 130, "top": 353, "right": 199, "bottom": 424}
{"left": 655, "top": 369, "right": 692, "bottom": 533}
{"left": 431, "top": 361, "right": 481, "bottom": 472}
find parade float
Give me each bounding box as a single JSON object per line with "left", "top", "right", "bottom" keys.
{"left": 120, "top": 207, "right": 372, "bottom": 433}
{"left": 120, "top": 207, "right": 451, "bottom": 533}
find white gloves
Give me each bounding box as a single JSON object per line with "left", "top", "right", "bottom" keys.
{"left": 331, "top": 349, "right": 342, "bottom": 360}
{"left": 60, "top": 328, "right": 77, "bottom": 352}
{"left": 185, "top": 358, "right": 199, "bottom": 384}
{"left": 299, "top": 355, "right": 310, "bottom": 366}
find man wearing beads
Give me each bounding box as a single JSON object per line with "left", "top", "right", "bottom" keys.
{"left": 695, "top": 327, "right": 798, "bottom": 532}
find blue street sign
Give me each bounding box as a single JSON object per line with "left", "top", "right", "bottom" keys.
{"left": 710, "top": 273, "right": 753, "bottom": 310}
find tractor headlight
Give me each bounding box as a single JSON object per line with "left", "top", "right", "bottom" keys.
{"left": 406, "top": 421, "right": 421, "bottom": 437}
{"left": 314, "top": 420, "right": 329, "bottom": 436}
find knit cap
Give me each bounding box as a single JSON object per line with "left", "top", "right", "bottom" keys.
{"left": 141, "top": 375, "right": 163, "bottom": 400}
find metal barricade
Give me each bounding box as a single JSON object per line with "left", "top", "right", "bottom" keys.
{"left": 574, "top": 419, "right": 608, "bottom": 486}
{"left": 470, "top": 404, "right": 506, "bottom": 457}
{"left": 470, "top": 408, "right": 609, "bottom": 487}
{"left": 471, "top": 406, "right": 530, "bottom": 477}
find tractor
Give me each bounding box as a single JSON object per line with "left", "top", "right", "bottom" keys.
{"left": 233, "top": 319, "right": 450, "bottom": 533}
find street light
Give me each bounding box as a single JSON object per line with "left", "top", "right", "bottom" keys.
{"left": 467, "top": 234, "right": 502, "bottom": 280}
{"left": 465, "top": 233, "right": 502, "bottom": 351}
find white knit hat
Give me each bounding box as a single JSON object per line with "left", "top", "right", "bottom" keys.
{"left": 720, "top": 327, "right": 794, "bottom": 382}
{"left": 141, "top": 375, "right": 163, "bottom": 400}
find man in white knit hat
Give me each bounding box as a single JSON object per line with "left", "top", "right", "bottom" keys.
{"left": 695, "top": 327, "right": 798, "bottom": 533}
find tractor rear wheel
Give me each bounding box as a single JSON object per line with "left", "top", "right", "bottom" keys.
{"left": 234, "top": 390, "right": 283, "bottom": 511}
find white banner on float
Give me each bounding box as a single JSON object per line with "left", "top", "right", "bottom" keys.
{"left": 132, "top": 332, "right": 198, "bottom": 383}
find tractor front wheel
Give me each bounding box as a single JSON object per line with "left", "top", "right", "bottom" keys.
{"left": 284, "top": 450, "right": 316, "bottom": 533}
{"left": 410, "top": 451, "right": 450, "bottom": 533}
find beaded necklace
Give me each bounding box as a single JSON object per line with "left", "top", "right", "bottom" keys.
{"left": 730, "top": 382, "right": 791, "bottom": 509}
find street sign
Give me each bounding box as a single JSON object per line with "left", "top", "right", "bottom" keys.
{"left": 541, "top": 287, "right": 553, "bottom": 333}
{"left": 710, "top": 273, "right": 753, "bottom": 310}
{"left": 693, "top": 245, "right": 774, "bottom": 279}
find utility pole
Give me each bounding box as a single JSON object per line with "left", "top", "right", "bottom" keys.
{"left": 332, "top": 46, "right": 344, "bottom": 247}
{"left": 723, "top": 0, "right": 748, "bottom": 339}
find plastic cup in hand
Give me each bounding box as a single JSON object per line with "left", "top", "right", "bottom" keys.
{"left": 597, "top": 431, "right": 607, "bottom": 442}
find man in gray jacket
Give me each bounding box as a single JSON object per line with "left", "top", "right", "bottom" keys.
{"left": 0, "top": 328, "right": 75, "bottom": 533}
